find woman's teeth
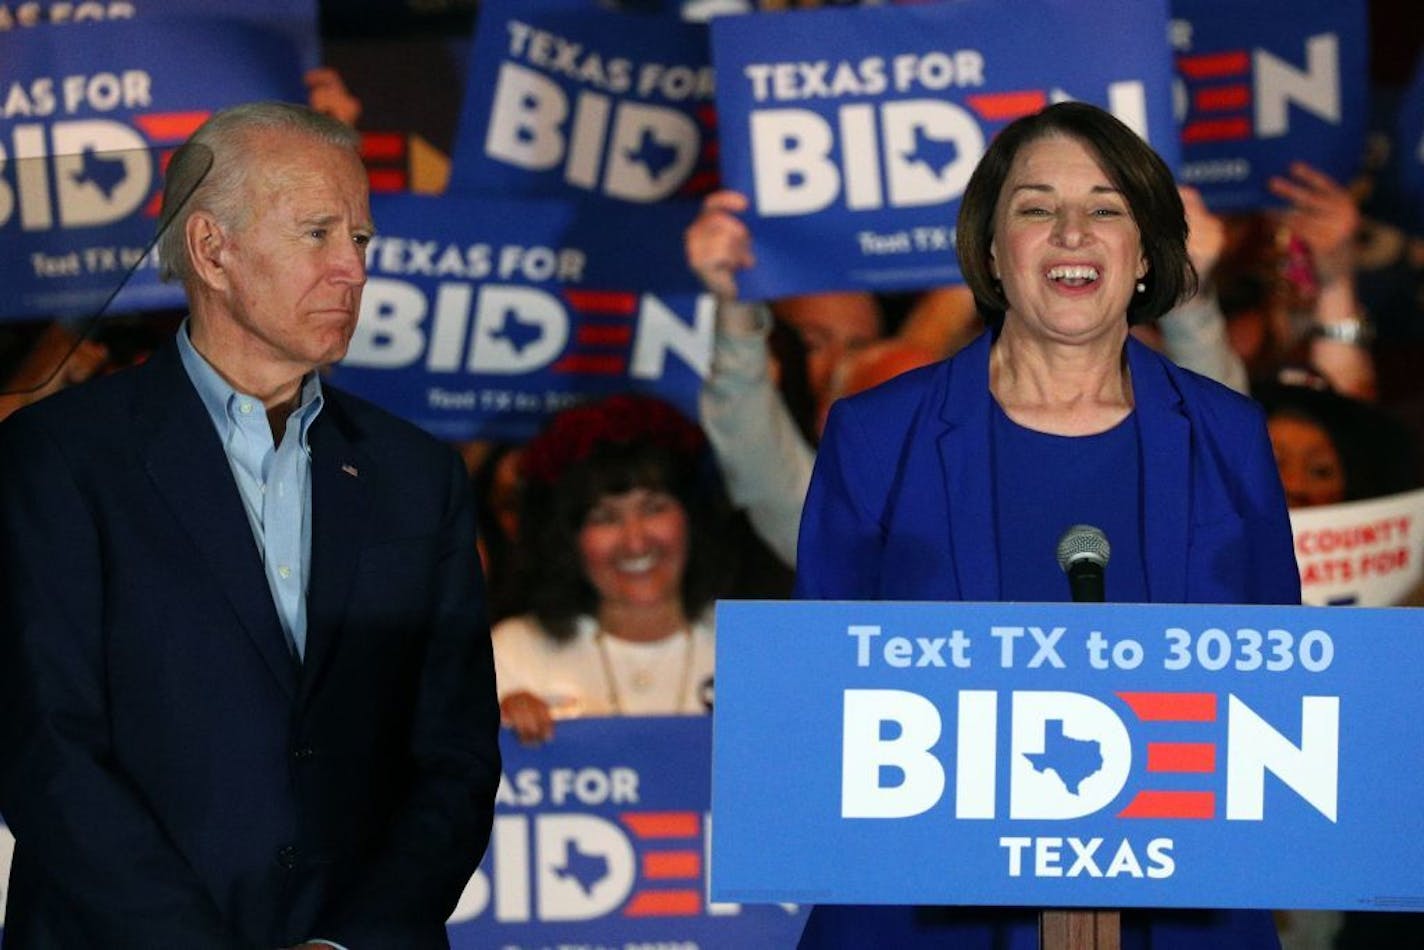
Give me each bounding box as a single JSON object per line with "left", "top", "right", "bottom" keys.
{"left": 1047, "top": 264, "right": 1100, "bottom": 285}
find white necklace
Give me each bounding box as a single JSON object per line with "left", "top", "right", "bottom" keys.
{"left": 593, "top": 627, "right": 696, "bottom": 715}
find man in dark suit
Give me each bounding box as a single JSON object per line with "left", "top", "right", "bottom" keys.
{"left": 0, "top": 102, "right": 500, "bottom": 949}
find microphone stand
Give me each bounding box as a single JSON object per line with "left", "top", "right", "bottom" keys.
{"left": 1042, "top": 532, "right": 1120, "bottom": 950}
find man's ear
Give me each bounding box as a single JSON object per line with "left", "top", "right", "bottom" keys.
{"left": 185, "top": 212, "right": 229, "bottom": 291}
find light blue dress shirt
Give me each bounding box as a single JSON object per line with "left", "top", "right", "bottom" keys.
{"left": 177, "top": 323, "right": 322, "bottom": 660}
{"left": 178, "top": 326, "right": 348, "bottom": 949}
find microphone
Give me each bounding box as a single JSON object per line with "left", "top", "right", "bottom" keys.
{"left": 1056, "top": 524, "right": 1110, "bottom": 603}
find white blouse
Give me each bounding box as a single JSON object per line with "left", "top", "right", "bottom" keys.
{"left": 492, "top": 612, "right": 714, "bottom": 718}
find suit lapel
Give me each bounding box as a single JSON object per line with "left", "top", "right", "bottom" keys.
{"left": 137, "top": 342, "right": 300, "bottom": 698}
{"left": 938, "top": 332, "right": 1000, "bottom": 601}
{"left": 300, "top": 395, "right": 371, "bottom": 700}
{"left": 1127, "top": 338, "right": 1190, "bottom": 603}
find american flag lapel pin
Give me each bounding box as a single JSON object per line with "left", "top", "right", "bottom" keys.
{"left": 341, "top": 463, "right": 359, "bottom": 478}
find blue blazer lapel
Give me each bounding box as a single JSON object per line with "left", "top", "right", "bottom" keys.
{"left": 937, "top": 332, "right": 1000, "bottom": 601}
{"left": 300, "top": 397, "right": 372, "bottom": 700}
{"left": 137, "top": 343, "right": 299, "bottom": 698}
{"left": 1127, "top": 338, "right": 1190, "bottom": 603}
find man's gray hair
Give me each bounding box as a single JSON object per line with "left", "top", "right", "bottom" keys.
{"left": 156, "top": 101, "right": 361, "bottom": 284}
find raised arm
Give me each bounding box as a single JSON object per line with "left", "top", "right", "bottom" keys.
{"left": 688, "top": 190, "right": 814, "bottom": 566}
{"left": 1269, "top": 162, "right": 1376, "bottom": 401}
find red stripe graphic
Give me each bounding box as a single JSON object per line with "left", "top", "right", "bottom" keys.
{"left": 621, "top": 812, "right": 700, "bottom": 838}
{"left": 680, "top": 169, "right": 722, "bottom": 196}
{"left": 1117, "top": 692, "right": 1217, "bottom": 722}
{"left": 554, "top": 354, "right": 625, "bottom": 375}
{"left": 133, "top": 111, "right": 209, "bottom": 141}
{"left": 135, "top": 112, "right": 209, "bottom": 216}
{"left": 367, "top": 169, "right": 407, "bottom": 193}
{"left": 1177, "top": 51, "right": 1250, "bottom": 80}
{"left": 1119, "top": 790, "right": 1215, "bottom": 819}
{"left": 1146, "top": 742, "right": 1216, "bottom": 773}
{"left": 1182, "top": 118, "right": 1253, "bottom": 144}
{"left": 642, "top": 851, "right": 702, "bottom": 879}
{"left": 576, "top": 325, "right": 634, "bottom": 347}
{"left": 967, "top": 90, "right": 1047, "bottom": 122}
{"left": 564, "top": 290, "right": 638, "bottom": 315}
{"left": 360, "top": 132, "right": 406, "bottom": 161}
{"left": 624, "top": 890, "right": 702, "bottom": 917}
{"left": 1194, "top": 85, "right": 1251, "bottom": 112}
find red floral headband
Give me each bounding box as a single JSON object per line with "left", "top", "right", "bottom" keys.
{"left": 521, "top": 394, "right": 705, "bottom": 486}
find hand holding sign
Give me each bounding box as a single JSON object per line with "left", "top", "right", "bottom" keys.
{"left": 1267, "top": 162, "right": 1360, "bottom": 288}
{"left": 500, "top": 690, "right": 557, "bottom": 745}
{"left": 684, "top": 190, "right": 755, "bottom": 302}
{"left": 1266, "top": 161, "right": 1374, "bottom": 400}
{"left": 303, "top": 67, "right": 362, "bottom": 127}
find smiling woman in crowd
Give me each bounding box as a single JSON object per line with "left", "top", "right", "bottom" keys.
{"left": 492, "top": 393, "right": 725, "bottom": 744}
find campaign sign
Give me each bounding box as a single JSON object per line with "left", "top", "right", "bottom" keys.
{"left": 449, "top": 0, "right": 717, "bottom": 206}
{"left": 711, "top": 0, "right": 1177, "bottom": 299}
{"left": 446, "top": 718, "right": 808, "bottom": 948}
{"left": 1291, "top": 488, "right": 1424, "bottom": 607}
{"left": 1171, "top": 0, "right": 1368, "bottom": 211}
{"left": 713, "top": 600, "right": 1424, "bottom": 910}
{"left": 326, "top": 193, "right": 711, "bottom": 443}
{"left": 172, "top": 0, "right": 321, "bottom": 72}
{"left": 0, "top": 1, "right": 320, "bottom": 71}
{"left": 0, "top": 18, "right": 307, "bottom": 321}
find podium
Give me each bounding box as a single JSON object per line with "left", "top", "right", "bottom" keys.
{"left": 710, "top": 600, "right": 1424, "bottom": 942}
{"left": 1041, "top": 910, "right": 1118, "bottom": 949}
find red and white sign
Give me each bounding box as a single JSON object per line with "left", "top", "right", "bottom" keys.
{"left": 1290, "top": 487, "right": 1424, "bottom": 606}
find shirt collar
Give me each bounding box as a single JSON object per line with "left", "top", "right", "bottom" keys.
{"left": 176, "top": 319, "right": 325, "bottom": 445}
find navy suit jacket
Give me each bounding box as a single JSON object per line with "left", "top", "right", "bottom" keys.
{"left": 0, "top": 338, "right": 501, "bottom": 949}
{"left": 797, "top": 331, "right": 1301, "bottom": 607}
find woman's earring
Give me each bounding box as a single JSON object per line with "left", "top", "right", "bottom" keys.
{"left": 1135, "top": 281, "right": 1146, "bottom": 294}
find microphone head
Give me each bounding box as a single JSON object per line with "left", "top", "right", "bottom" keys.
{"left": 1056, "top": 524, "right": 1110, "bottom": 573}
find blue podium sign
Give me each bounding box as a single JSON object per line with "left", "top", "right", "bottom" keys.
{"left": 712, "top": 600, "right": 1424, "bottom": 911}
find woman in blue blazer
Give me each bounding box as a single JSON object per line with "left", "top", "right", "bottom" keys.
{"left": 793, "top": 103, "right": 1299, "bottom": 948}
